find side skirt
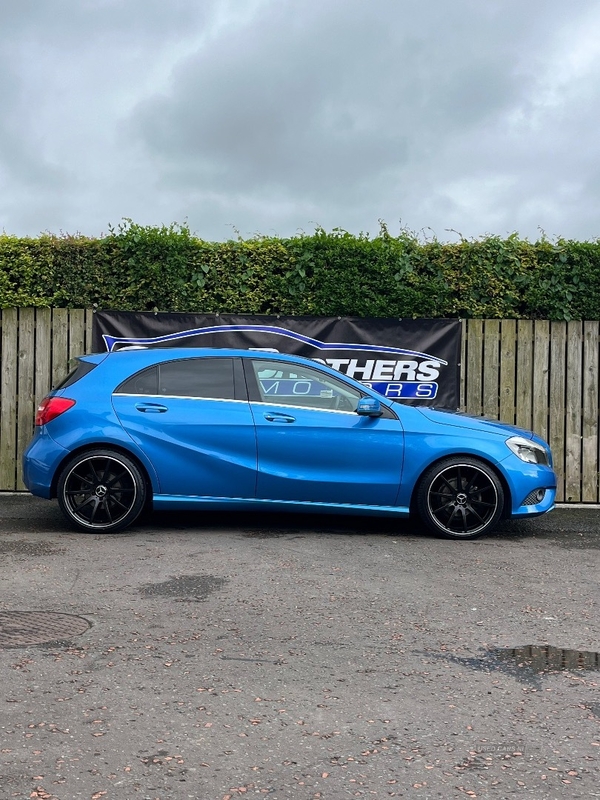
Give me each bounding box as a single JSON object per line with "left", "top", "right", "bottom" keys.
{"left": 152, "top": 495, "right": 411, "bottom": 518}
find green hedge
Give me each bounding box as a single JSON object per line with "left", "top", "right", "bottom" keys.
{"left": 1, "top": 221, "right": 598, "bottom": 320}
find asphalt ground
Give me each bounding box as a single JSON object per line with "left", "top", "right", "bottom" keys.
{"left": 0, "top": 495, "right": 599, "bottom": 800}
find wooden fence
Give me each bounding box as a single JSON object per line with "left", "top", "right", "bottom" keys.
{"left": 0, "top": 310, "right": 598, "bottom": 501}
{"left": 460, "top": 319, "right": 599, "bottom": 503}
{"left": 0, "top": 309, "right": 94, "bottom": 491}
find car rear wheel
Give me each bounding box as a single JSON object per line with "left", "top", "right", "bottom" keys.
{"left": 57, "top": 449, "right": 146, "bottom": 533}
{"left": 416, "top": 457, "right": 504, "bottom": 539}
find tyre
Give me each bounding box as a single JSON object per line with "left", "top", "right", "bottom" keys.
{"left": 57, "top": 449, "right": 146, "bottom": 533}
{"left": 416, "top": 457, "right": 504, "bottom": 539}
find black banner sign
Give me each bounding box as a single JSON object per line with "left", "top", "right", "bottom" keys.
{"left": 92, "top": 312, "right": 461, "bottom": 408}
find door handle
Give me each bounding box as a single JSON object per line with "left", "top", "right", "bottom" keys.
{"left": 135, "top": 403, "right": 168, "bottom": 413}
{"left": 264, "top": 412, "right": 296, "bottom": 423}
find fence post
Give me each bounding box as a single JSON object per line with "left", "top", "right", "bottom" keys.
{"left": 0, "top": 309, "right": 18, "bottom": 490}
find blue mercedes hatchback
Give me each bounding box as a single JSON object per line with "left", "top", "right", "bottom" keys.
{"left": 23, "top": 348, "right": 556, "bottom": 538}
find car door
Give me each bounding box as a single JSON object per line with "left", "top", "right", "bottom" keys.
{"left": 112, "top": 356, "right": 257, "bottom": 498}
{"left": 245, "top": 358, "right": 404, "bottom": 506}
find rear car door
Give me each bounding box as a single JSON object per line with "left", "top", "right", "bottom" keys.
{"left": 112, "top": 356, "right": 257, "bottom": 498}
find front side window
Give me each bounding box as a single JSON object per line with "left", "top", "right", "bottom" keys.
{"left": 116, "top": 358, "right": 236, "bottom": 400}
{"left": 250, "top": 360, "right": 362, "bottom": 412}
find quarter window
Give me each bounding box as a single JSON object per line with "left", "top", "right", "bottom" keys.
{"left": 118, "top": 366, "right": 158, "bottom": 395}
{"left": 53, "top": 358, "right": 98, "bottom": 390}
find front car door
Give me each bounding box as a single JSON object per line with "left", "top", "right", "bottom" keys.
{"left": 245, "top": 357, "right": 405, "bottom": 507}
{"left": 112, "top": 356, "right": 257, "bottom": 498}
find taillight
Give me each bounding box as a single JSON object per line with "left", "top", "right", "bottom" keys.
{"left": 35, "top": 397, "right": 76, "bottom": 426}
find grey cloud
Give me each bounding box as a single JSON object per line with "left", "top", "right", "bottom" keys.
{"left": 2, "top": 0, "right": 600, "bottom": 239}
{"left": 0, "top": 0, "right": 223, "bottom": 232}
{"left": 0, "top": 0, "right": 210, "bottom": 46}
{"left": 134, "top": 1, "right": 408, "bottom": 197}
{"left": 0, "top": 52, "right": 71, "bottom": 191}
{"left": 131, "top": 0, "right": 572, "bottom": 212}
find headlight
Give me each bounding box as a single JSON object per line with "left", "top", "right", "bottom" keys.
{"left": 506, "top": 436, "right": 550, "bottom": 466}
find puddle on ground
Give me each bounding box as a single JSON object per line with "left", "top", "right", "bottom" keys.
{"left": 436, "top": 644, "right": 600, "bottom": 686}
{"left": 493, "top": 644, "right": 600, "bottom": 673}
{"left": 138, "top": 574, "right": 227, "bottom": 602}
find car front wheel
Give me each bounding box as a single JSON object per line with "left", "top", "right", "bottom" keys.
{"left": 416, "top": 457, "right": 504, "bottom": 539}
{"left": 57, "top": 449, "right": 146, "bottom": 533}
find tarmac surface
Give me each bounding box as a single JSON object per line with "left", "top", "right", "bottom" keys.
{"left": 0, "top": 494, "right": 599, "bottom": 799}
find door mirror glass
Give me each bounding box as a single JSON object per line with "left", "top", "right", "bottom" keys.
{"left": 356, "top": 397, "right": 382, "bottom": 417}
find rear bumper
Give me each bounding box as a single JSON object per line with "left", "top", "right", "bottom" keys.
{"left": 22, "top": 429, "right": 69, "bottom": 499}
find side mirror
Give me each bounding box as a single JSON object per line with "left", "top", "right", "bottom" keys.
{"left": 356, "top": 397, "right": 382, "bottom": 417}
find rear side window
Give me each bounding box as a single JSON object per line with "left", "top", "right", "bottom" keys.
{"left": 116, "top": 358, "right": 237, "bottom": 400}
{"left": 54, "top": 359, "right": 98, "bottom": 390}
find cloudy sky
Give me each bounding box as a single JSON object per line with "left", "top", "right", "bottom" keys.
{"left": 1, "top": 0, "right": 600, "bottom": 242}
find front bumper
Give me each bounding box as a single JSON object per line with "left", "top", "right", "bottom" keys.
{"left": 511, "top": 486, "right": 556, "bottom": 518}
{"left": 500, "top": 452, "right": 557, "bottom": 519}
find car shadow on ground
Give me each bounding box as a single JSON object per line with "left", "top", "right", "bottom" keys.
{"left": 143, "top": 510, "right": 599, "bottom": 550}
{"left": 1, "top": 496, "right": 598, "bottom": 549}
{"left": 144, "top": 508, "right": 541, "bottom": 545}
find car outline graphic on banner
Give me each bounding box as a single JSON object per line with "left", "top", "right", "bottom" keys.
{"left": 102, "top": 324, "right": 447, "bottom": 360}
{"left": 102, "top": 324, "right": 449, "bottom": 400}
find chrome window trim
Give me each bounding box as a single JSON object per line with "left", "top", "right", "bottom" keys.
{"left": 249, "top": 400, "right": 359, "bottom": 416}
{"left": 113, "top": 393, "right": 248, "bottom": 403}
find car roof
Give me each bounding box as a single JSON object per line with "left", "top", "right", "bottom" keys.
{"left": 103, "top": 347, "right": 316, "bottom": 362}
{"left": 82, "top": 347, "right": 333, "bottom": 373}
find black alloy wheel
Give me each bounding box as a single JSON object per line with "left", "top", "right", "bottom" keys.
{"left": 57, "top": 449, "right": 146, "bottom": 533}
{"left": 417, "top": 457, "right": 504, "bottom": 539}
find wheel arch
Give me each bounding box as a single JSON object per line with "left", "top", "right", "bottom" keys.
{"left": 409, "top": 452, "right": 512, "bottom": 517}
{"left": 50, "top": 443, "right": 155, "bottom": 505}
